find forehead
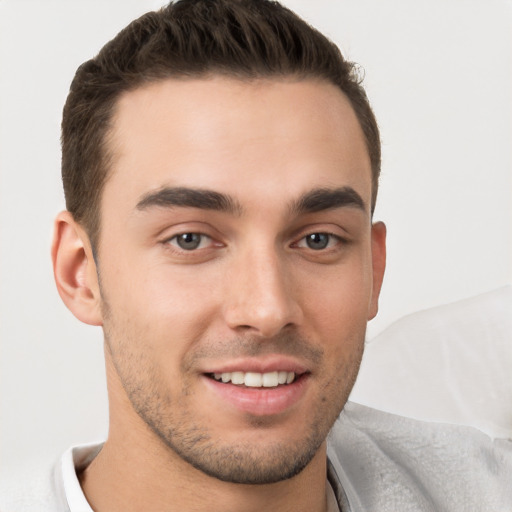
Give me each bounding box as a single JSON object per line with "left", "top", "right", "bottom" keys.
{"left": 104, "top": 76, "right": 371, "bottom": 215}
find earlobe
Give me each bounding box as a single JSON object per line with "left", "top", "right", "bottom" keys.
{"left": 368, "top": 221, "right": 387, "bottom": 320}
{"left": 51, "top": 211, "right": 103, "bottom": 326}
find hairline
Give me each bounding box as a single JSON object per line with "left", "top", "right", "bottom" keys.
{"left": 85, "top": 72, "right": 377, "bottom": 252}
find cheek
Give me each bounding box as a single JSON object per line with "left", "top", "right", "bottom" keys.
{"left": 299, "top": 259, "right": 373, "bottom": 336}
{"left": 103, "top": 253, "right": 221, "bottom": 323}
{"left": 101, "top": 263, "right": 227, "bottom": 380}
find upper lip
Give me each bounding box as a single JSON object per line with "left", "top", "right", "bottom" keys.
{"left": 200, "top": 355, "right": 310, "bottom": 375}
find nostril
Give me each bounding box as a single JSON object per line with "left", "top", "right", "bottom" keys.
{"left": 234, "top": 325, "right": 255, "bottom": 333}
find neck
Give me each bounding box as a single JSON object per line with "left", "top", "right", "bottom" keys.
{"left": 79, "top": 422, "right": 328, "bottom": 512}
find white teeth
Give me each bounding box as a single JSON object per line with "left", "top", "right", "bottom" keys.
{"left": 262, "top": 371, "right": 278, "bottom": 387}
{"left": 244, "top": 372, "right": 262, "bottom": 387}
{"left": 212, "top": 371, "right": 296, "bottom": 387}
{"left": 231, "top": 372, "right": 245, "bottom": 385}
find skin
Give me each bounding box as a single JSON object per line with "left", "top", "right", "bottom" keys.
{"left": 52, "top": 77, "right": 386, "bottom": 512}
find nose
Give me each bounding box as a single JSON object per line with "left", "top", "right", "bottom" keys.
{"left": 223, "top": 246, "right": 303, "bottom": 338}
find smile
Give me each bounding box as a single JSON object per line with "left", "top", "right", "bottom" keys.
{"left": 203, "top": 367, "right": 309, "bottom": 415}
{"left": 210, "top": 371, "right": 296, "bottom": 387}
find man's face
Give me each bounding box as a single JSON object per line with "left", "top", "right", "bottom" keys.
{"left": 95, "top": 77, "right": 384, "bottom": 484}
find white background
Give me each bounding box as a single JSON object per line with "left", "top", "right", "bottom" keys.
{"left": 1, "top": 0, "right": 511, "bottom": 475}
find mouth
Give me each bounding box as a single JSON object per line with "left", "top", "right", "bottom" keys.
{"left": 202, "top": 368, "right": 310, "bottom": 415}
{"left": 207, "top": 370, "right": 298, "bottom": 388}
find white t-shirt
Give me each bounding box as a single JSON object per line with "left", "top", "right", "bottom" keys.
{"left": 61, "top": 443, "right": 100, "bottom": 512}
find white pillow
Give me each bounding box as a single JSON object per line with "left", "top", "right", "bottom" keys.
{"left": 350, "top": 286, "right": 512, "bottom": 439}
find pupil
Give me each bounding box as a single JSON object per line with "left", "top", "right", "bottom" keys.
{"left": 307, "top": 233, "right": 329, "bottom": 250}
{"left": 177, "top": 233, "right": 201, "bottom": 250}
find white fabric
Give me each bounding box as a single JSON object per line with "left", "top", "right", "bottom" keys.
{"left": 61, "top": 444, "right": 101, "bottom": 512}
{"left": 328, "top": 402, "right": 512, "bottom": 512}
{"left": 2, "top": 403, "right": 511, "bottom": 511}
{"left": 351, "top": 285, "right": 512, "bottom": 438}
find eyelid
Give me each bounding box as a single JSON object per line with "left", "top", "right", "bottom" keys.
{"left": 156, "top": 219, "right": 223, "bottom": 244}
{"left": 165, "top": 232, "right": 214, "bottom": 251}
{"left": 290, "top": 222, "right": 350, "bottom": 244}
{"left": 294, "top": 232, "right": 343, "bottom": 250}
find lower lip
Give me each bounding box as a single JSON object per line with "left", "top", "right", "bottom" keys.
{"left": 202, "top": 374, "right": 310, "bottom": 416}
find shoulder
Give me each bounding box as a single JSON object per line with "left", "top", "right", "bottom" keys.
{"left": 0, "top": 442, "right": 101, "bottom": 512}
{"left": 0, "top": 457, "right": 69, "bottom": 512}
{"left": 328, "top": 402, "right": 512, "bottom": 512}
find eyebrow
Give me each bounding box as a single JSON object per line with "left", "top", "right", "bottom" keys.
{"left": 135, "top": 185, "right": 366, "bottom": 217}
{"left": 289, "top": 187, "right": 366, "bottom": 215}
{"left": 136, "top": 186, "right": 242, "bottom": 215}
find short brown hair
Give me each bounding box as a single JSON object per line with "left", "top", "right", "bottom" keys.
{"left": 61, "top": 0, "right": 380, "bottom": 248}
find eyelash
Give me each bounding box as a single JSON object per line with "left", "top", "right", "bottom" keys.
{"left": 165, "top": 233, "right": 216, "bottom": 251}
{"left": 293, "top": 232, "right": 343, "bottom": 251}
{"left": 163, "top": 231, "right": 345, "bottom": 253}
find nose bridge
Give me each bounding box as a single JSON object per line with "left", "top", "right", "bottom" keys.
{"left": 224, "top": 241, "right": 301, "bottom": 337}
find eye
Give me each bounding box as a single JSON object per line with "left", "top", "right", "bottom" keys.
{"left": 168, "top": 233, "right": 212, "bottom": 251}
{"left": 296, "top": 232, "right": 339, "bottom": 251}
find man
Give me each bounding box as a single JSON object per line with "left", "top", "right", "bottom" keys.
{"left": 1, "top": 1, "right": 510, "bottom": 511}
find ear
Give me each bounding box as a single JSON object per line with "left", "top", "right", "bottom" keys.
{"left": 367, "top": 221, "right": 387, "bottom": 320}
{"left": 51, "top": 211, "right": 103, "bottom": 326}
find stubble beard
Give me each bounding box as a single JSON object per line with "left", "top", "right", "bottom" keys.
{"left": 102, "top": 301, "right": 364, "bottom": 485}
